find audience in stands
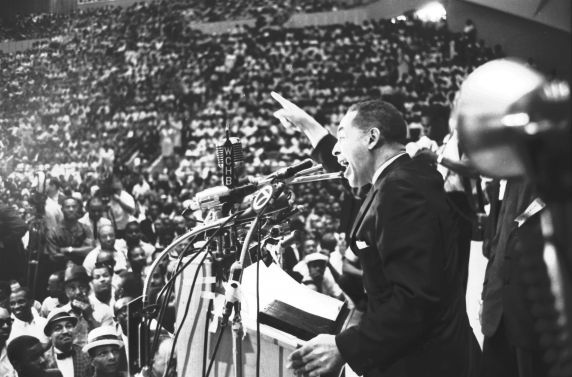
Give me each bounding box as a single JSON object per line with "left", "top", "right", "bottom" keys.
{"left": 0, "top": 2, "right": 534, "bottom": 376}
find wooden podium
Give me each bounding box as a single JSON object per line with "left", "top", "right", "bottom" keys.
{"left": 174, "top": 253, "right": 351, "bottom": 377}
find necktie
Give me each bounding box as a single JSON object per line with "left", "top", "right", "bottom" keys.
{"left": 57, "top": 349, "right": 75, "bottom": 360}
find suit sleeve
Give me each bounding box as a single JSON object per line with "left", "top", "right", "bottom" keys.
{"left": 311, "top": 134, "right": 343, "bottom": 173}
{"left": 336, "top": 176, "right": 445, "bottom": 374}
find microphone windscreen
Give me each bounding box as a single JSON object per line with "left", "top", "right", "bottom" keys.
{"left": 216, "top": 137, "right": 244, "bottom": 168}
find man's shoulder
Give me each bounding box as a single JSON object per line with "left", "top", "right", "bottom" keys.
{"left": 72, "top": 343, "right": 88, "bottom": 357}
{"left": 48, "top": 223, "right": 66, "bottom": 235}
{"left": 77, "top": 221, "right": 92, "bottom": 233}
{"left": 85, "top": 246, "right": 102, "bottom": 260}
{"left": 140, "top": 240, "right": 155, "bottom": 252}
{"left": 384, "top": 157, "right": 443, "bottom": 188}
{"left": 78, "top": 214, "right": 90, "bottom": 226}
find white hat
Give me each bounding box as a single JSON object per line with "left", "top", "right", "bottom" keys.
{"left": 304, "top": 252, "right": 329, "bottom": 264}
{"left": 82, "top": 326, "right": 124, "bottom": 354}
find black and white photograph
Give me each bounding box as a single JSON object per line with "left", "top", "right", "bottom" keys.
{"left": 0, "top": 0, "right": 570, "bottom": 376}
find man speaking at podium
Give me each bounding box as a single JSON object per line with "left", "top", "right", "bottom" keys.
{"left": 274, "top": 94, "right": 480, "bottom": 377}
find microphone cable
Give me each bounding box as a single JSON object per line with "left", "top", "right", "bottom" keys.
{"left": 149, "top": 232, "right": 203, "bottom": 364}
{"left": 256, "top": 218, "right": 261, "bottom": 377}
{"left": 163, "top": 248, "right": 211, "bottom": 377}
{"left": 205, "top": 195, "right": 277, "bottom": 377}
{"left": 157, "top": 213, "right": 239, "bottom": 377}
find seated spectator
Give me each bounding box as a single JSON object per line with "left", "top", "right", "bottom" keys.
{"left": 123, "top": 221, "right": 155, "bottom": 263}
{"left": 46, "top": 197, "right": 94, "bottom": 268}
{"left": 154, "top": 217, "right": 176, "bottom": 251}
{"left": 60, "top": 265, "right": 114, "bottom": 348}
{"left": 7, "top": 336, "right": 50, "bottom": 377}
{"left": 83, "top": 224, "right": 128, "bottom": 277}
{"left": 140, "top": 202, "right": 162, "bottom": 244}
{"left": 113, "top": 297, "right": 131, "bottom": 349}
{"left": 300, "top": 252, "right": 344, "bottom": 300}
{"left": 82, "top": 326, "right": 126, "bottom": 377}
{"left": 127, "top": 246, "right": 146, "bottom": 277}
{"left": 95, "top": 250, "right": 124, "bottom": 291}
{"left": 0, "top": 307, "right": 16, "bottom": 377}
{"left": 102, "top": 174, "right": 136, "bottom": 239}
{"left": 44, "top": 177, "right": 63, "bottom": 231}
{"left": 43, "top": 308, "right": 92, "bottom": 377}
{"left": 115, "top": 272, "right": 143, "bottom": 301}
{"left": 40, "top": 271, "right": 69, "bottom": 317}
{"left": 90, "top": 263, "right": 115, "bottom": 308}
{"left": 79, "top": 196, "right": 113, "bottom": 244}
{"left": 8, "top": 287, "right": 49, "bottom": 345}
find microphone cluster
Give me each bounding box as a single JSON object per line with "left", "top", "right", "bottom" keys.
{"left": 188, "top": 159, "right": 317, "bottom": 212}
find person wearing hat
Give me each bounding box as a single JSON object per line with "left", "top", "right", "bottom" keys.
{"left": 43, "top": 308, "right": 92, "bottom": 377}
{"left": 83, "top": 326, "right": 127, "bottom": 377}
{"left": 60, "top": 265, "right": 114, "bottom": 348}
{"left": 299, "top": 252, "right": 345, "bottom": 300}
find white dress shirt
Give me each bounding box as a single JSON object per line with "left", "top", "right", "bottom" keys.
{"left": 8, "top": 307, "right": 48, "bottom": 344}
{"left": 0, "top": 346, "right": 16, "bottom": 377}
{"left": 54, "top": 348, "right": 74, "bottom": 377}
{"left": 371, "top": 152, "right": 408, "bottom": 185}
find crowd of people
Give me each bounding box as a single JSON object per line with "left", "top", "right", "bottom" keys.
{"left": 0, "top": 0, "right": 558, "bottom": 375}
{"left": 0, "top": 0, "right": 378, "bottom": 42}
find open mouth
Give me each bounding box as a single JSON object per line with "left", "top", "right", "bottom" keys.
{"left": 337, "top": 158, "right": 349, "bottom": 169}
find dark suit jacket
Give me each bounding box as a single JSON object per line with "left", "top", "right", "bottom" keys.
{"left": 46, "top": 344, "right": 93, "bottom": 377}
{"left": 139, "top": 218, "right": 157, "bottom": 244}
{"left": 0, "top": 204, "right": 28, "bottom": 282}
{"left": 334, "top": 154, "right": 480, "bottom": 377}
{"left": 481, "top": 178, "right": 543, "bottom": 347}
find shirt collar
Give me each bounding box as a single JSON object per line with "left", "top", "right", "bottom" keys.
{"left": 372, "top": 152, "right": 408, "bottom": 185}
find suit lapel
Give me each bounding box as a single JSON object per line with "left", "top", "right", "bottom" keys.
{"left": 350, "top": 154, "right": 411, "bottom": 240}
{"left": 350, "top": 185, "right": 377, "bottom": 240}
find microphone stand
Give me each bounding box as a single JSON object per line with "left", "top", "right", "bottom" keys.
{"left": 222, "top": 182, "right": 286, "bottom": 377}
{"left": 223, "top": 214, "right": 262, "bottom": 377}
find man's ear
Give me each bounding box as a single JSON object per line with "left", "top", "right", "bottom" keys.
{"left": 367, "top": 128, "right": 383, "bottom": 150}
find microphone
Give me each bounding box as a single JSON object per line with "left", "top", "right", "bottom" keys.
{"left": 217, "top": 129, "right": 243, "bottom": 188}
{"left": 188, "top": 183, "right": 258, "bottom": 212}
{"left": 220, "top": 261, "right": 243, "bottom": 326}
{"left": 188, "top": 159, "right": 314, "bottom": 212}
{"left": 263, "top": 159, "right": 314, "bottom": 183}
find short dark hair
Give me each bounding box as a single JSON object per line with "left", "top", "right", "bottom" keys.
{"left": 125, "top": 221, "right": 140, "bottom": 230}
{"left": 87, "top": 195, "right": 104, "bottom": 208}
{"left": 348, "top": 100, "right": 407, "bottom": 144}
{"left": 47, "top": 177, "right": 61, "bottom": 189}
{"left": 320, "top": 233, "right": 337, "bottom": 252}
{"left": 7, "top": 335, "right": 39, "bottom": 367}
